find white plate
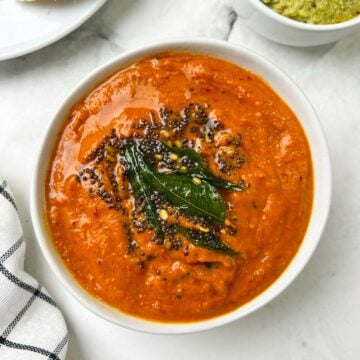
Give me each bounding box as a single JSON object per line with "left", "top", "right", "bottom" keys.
{"left": 0, "top": 0, "right": 107, "bottom": 61}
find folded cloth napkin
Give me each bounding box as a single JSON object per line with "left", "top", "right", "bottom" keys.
{"left": 0, "top": 180, "right": 68, "bottom": 360}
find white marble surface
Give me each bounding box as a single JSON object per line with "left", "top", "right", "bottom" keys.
{"left": 1, "top": 0, "right": 359, "bottom": 359}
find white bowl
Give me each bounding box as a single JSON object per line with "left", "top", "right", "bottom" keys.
{"left": 236, "top": 0, "right": 360, "bottom": 46}
{"left": 30, "top": 38, "right": 332, "bottom": 334}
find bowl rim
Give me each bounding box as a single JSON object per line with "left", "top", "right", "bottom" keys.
{"left": 250, "top": 0, "right": 360, "bottom": 31}
{"left": 30, "top": 38, "right": 332, "bottom": 335}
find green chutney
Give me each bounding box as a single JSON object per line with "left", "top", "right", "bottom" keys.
{"left": 262, "top": 0, "right": 360, "bottom": 24}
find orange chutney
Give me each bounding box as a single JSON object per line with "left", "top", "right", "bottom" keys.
{"left": 46, "top": 52, "right": 313, "bottom": 322}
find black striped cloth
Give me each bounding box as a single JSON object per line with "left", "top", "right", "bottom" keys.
{"left": 0, "top": 180, "right": 68, "bottom": 360}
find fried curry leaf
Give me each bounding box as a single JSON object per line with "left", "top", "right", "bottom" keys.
{"left": 124, "top": 146, "right": 163, "bottom": 237}
{"left": 149, "top": 173, "right": 226, "bottom": 223}
{"left": 129, "top": 143, "right": 226, "bottom": 224}
{"left": 189, "top": 170, "right": 247, "bottom": 192}
{"left": 161, "top": 142, "right": 247, "bottom": 191}
{"left": 175, "top": 225, "right": 238, "bottom": 256}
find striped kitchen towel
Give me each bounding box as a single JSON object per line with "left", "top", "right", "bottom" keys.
{"left": 0, "top": 180, "right": 68, "bottom": 360}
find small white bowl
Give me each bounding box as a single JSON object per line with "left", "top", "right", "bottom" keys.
{"left": 30, "top": 39, "right": 332, "bottom": 334}
{"left": 237, "top": 0, "right": 360, "bottom": 46}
